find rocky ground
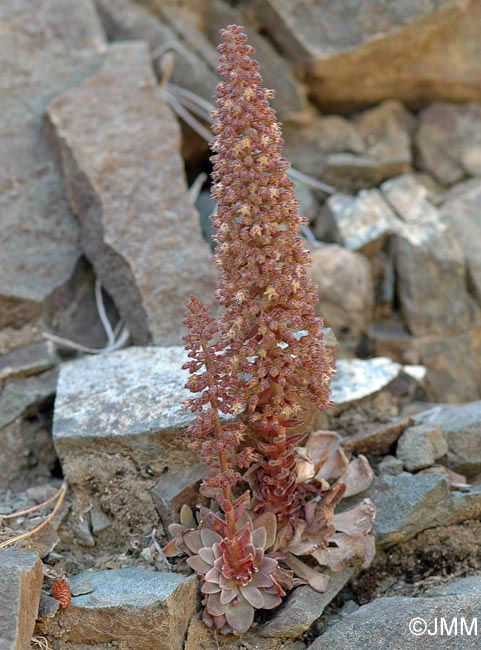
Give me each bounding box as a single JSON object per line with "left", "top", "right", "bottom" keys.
{"left": 2, "top": 1, "right": 481, "bottom": 649}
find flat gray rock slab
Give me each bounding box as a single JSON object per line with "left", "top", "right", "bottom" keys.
{"left": 49, "top": 568, "right": 197, "bottom": 650}
{"left": 309, "top": 592, "right": 481, "bottom": 649}
{"left": 414, "top": 401, "right": 481, "bottom": 476}
{"left": 330, "top": 358, "right": 401, "bottom": 406}
{"left": 368, "top": 473, "right": 481, "bottom": 547}
{"left": 0, "top": 0, "right": 105, "bottom": 328}
{"left": 47, "top": 41, "right": 216, "bottom": 346}
{"left": 381, "top": 175, "right": 472, "bottom": 337}
{"left": 260, "top": 568, "right": 355, "bottom": 638}
{"left": 0, "top": 341, "right": 59, "bottom": 386}
{"left": 0, "top": 550, "right": 43, "bottom": 650}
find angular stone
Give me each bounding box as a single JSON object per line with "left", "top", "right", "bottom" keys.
{"left": 382, "top": 175, "right": 472, "bottom": 336}
{"left": 45, "top": 568, "right": 197, "bottom": 650}
{"left": 0, "top": 342, "right": 59, "bottom": 386}
{"left": 260, "top": 568, "right": 355, "bottom": 638}
{"left": 425, "top": 576, "right": 481, "bottom": 598}
{"left": 309, "top": 592, "right": 481, "bottom": 650}
{"left": 416, "top": 102, "right": 481, "bottom": 185}
{"left": 255, "top": 1, "right": 481, "bottom": 113}
{"left": 284, "top": 102, "right": 412, "bottom": 191}
{"left": 152, "top": 463, "right": 205, "bottom": 525}
{"left": 441, "top": 178, "right": 481, "bottom": 307}
{"left": 0, "top": 370, "right": 58, "bottom": 489}
{"left": 0, "top": 0, "right": 105, "bottom": 328}
{"left": 414, "top": 329, "right": 481, "bottom": 402}
{"left": 308, "top": 245, "right": 374, "bottom": 342}
{"left": 202, "top": 0, "right": 308, "bottom": 119}
{"left": 415, "top": 401, "right": 481, "bottom": 477}
{"left": 368, "top": 473, "right": 481, "bottom": 547}
{"left": 324, "top": 189, "right": 395, "bottom": 256}
{"left": 0, "top": 550, "right": 43, "bottom": 650}
{"left": 331, "top": 358, "right": 402, "bottom": 407}
{"left": 47, "top": 42, "right": 216, "bottom": 345}
{"left": 53, "top": 346, "right": 196, "bottom": 541}
{"left": 396, "top": 423, "right": 448, "bottom": 471}
{"left": 377, "top": 455, "right": 404, "bottom": 476}
{"left": 94, "top": 0, "right": 219, "bottom": 104}
{"left": 342, "top": 417, "right": 412, "bottom": 456}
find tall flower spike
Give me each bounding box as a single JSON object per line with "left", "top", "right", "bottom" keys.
{"left": 211, "top": 25, "right": 335, "bottom": 521}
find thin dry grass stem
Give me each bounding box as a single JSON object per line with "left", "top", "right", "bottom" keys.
{"left": 43, "top": 279, "right": 129, "bottom": 355}
{"left": 188, "top": 172, "right": 208, "bottom": 204}
{"left": 150, "top": 528, "right": 172, "bottom": 570}
{"left": 0, "top": 483, "right": 65, "bottom": 520}
{"left": 163, "top": 82, "right": 334, "bottom": 194}
{"left": 0, "top": 483, "right": 67, "bottom": 549}
{"left": 163, "top": 87, "right": 213, "bottom": 142}
{"left": 152, "top": 41, "right": 202, "bottom": 81}
{"left": 31, "top": 637, "right": 51, "bottom": 650}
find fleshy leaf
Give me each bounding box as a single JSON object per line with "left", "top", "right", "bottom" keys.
{"left": 253, "top": 512, "right": 277, "bottom": 549}
{"left": 337, "top": 455, "right": 374, "bottom": 497}
{"left": 261, "top": 590, "right": 283, "bottom": 609}
{"left": 180, "top": 504, "right": 197, "bottom": 528}
{"left": 199, "top": 547, "right": 216, "bottom": 565}
{"left": 162, "top": 538, "right": 182, "bottom": 557}
{"left": 239, "top": 585, "right": 264, "bottom": 608}
{"left": 201, "top": 581, "right": 221, "bottom": 594}
{"left": 220, "top": 588, "right": 238, "bottom": 605}
{"left": 200, "top": 528, "right": 223, "bottom": 547}
{"left": 225, "top": 599, "right": 255, "bottom": 634}
{"left": 251, "top": 526, "right": 266, "bottom": 550}
{"left": 284, "top": 552, "right": 330, "bottom": 592}
{"left": 187, "top": 555, "right": 212, "bottom": 575}
{"left": 183, "top": 530, "right": 203, "bottom": 554}
{"left": 332, "top": 499, "right": 376, "bottom": 536}
{"left": 206, "top": 591, "right": 228, "bottom": 617}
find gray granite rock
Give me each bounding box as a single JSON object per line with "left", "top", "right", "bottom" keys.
{"left": 0, "top": 342, "right": 59, "bottom": 386}
{"left": 368, "top": 473, "right": 481, "bottom": 547}
{"left": 414, "top": 401, "right": 481, "bottom": 476}
{"left": 94, "top": 0, "right": 219, "bottom": 104}
{"left": 0, "top": 550, "right": 43, "bottom": 650}
{"left": 378, "top": 455, "right": 404, "bottom": 476}
{"left": 382, "top": 175, "right": 472, "bottom": 337}
{"left": 0, "top": 0, "right": 105, "bottom": 329}
{"left": 309, "top": 592, "right": 481, "bottom": 649}
{"left": 284, "top": 101, "right": 412, "bottom": 191}
{"left": 202, "top": 0, "right": 308, "bottom": 119}
{"left": 331, "top": 358, "right": 402, "bottom": 407}
{"left": 46, "top": 568, "right": 197, "bottom": 650}
{"left": 309, "top": 245, "right": 374, "bottom": 343}
{"left": 396, "top": 423, "right": 448, "bottom": 472}
{"left": 416, "top": 102, "right": 481, "bottom": 185}
{"left": 260, "top": 568, "right": 355, "bottom": 638}
{"left": 53, "top": 346, "right": 196, "bottom": 541}
{"left": 323, "top": 189, "right": 395, "bottom": 256}
{"left": 47, "top": 42, "right": 216, "bottom": 346}
{"left": 255, "top": 0, "right": 481, "bottom": 113}
{"left": 425, "top": 576, "right": 481, "bottom": 598}
{"left": 441, "top": 178, "right": 481, "bottom": 308}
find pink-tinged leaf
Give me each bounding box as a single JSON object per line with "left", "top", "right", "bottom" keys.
{"left": 220, "top": 588, "right": 238, "bottom": 605}
{"left": 259, "top": 556, "right": 278, "bottom": 573}
{"left": 205, "top": 567, "right": 221, "bottom": 583}
{"left": 251, "top": 526, "right": 267, "bottom": 550}
{"left": 162, "top": 538, "right": 182, "bottom": 557}
{"left": 253, "top": 512, "right": 277, "bottom": 549}
{"left": 239, "top": 585, "right": 264, "bottom": 608}
{"left": 249, "top": 572, "right": 274, "bottom": 589}
{"left": 218, "top": 573, "right": 236, "bottom": 591}
{"left": 254, "top": 547, "right": 265, "bottom": 565}
{"left": 284, "top": 553, "right": 329, "bottom": 592}
{"left": 225, "top": 599, "right": 255, "bottom": 634}
{"left": 332, "top": 499, "right": 376, "bottom": 536}
{"left": 337, "top": 456, "right": 374, "bottom": 497}
{"left": 199, "top": 547, "right": 216, "bottom": 565}
{"left": 180, "top": 504, "right": 197, "bottom": 528}
{"left": 183, "top": 530, "right": 203, "bottom": 554}
{"left": 306, "top": 431, "right": 349, "bottom": 481}
{"left": 167, "top": 523, "right": 184, "bottom": 537}
{"left": 187, "top": 555, "right": 211, "bottom": 575}
{"left": 200, "top": 528, "right": 223, "bottom": 547}
{"left": 261, "top": 590, "right": 283, "bottom": 610}
{"left": 206, "top": 592, "right": 228, "bottom": 617}
{"left": 201, "top": 581, "right": 221, "bottom": 594}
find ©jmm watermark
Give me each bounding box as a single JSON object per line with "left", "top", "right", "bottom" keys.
{"left": 409, "top": 617, "right": 479, "bottom": 637}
